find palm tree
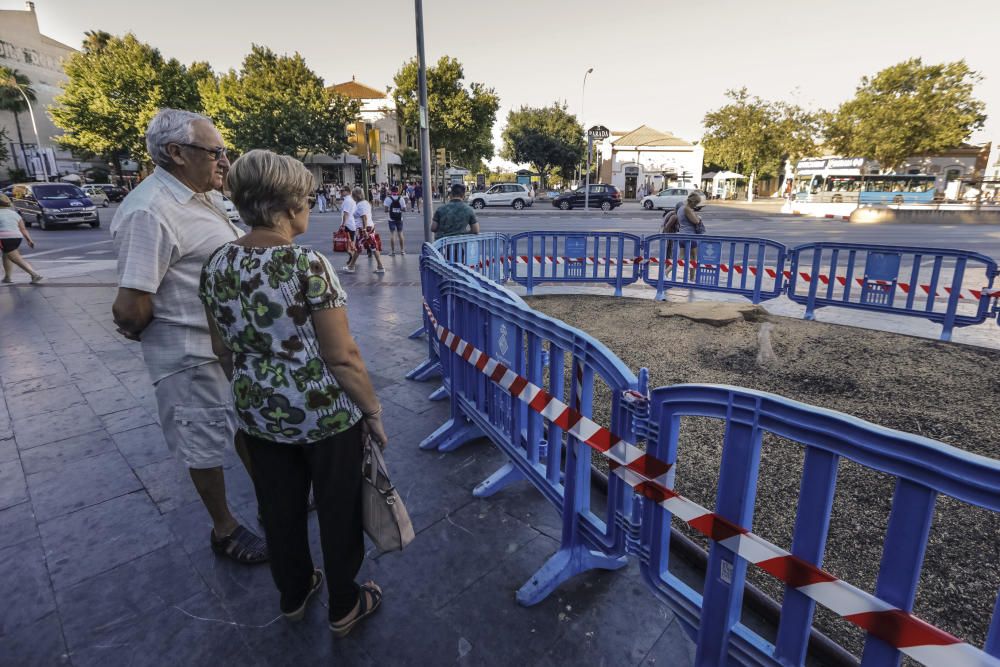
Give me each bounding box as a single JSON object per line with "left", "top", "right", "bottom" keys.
{"left": 0, "top": 67, "right": 36, "bottom": 154}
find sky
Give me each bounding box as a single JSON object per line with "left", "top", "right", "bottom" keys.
{"left": 9, "top": 0, "right": 1000, "bottom": 168}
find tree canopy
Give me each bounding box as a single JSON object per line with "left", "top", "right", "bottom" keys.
{"left": 51, "top": 32, "right": 204, "bottom": 165}
{"left": 500, "top": 102, "right": 584, "bottom": 188}
{"left": 200, "top": 45, "right": 359, "bottom": 159}
{"left": 825, "top": 58, "right": 987, "bottom": 170}
{"left": 701, "top": 88, "right": 819, "bottom": 199}
{"left": 392, "top": 56, "right": 499, "bottom": 168}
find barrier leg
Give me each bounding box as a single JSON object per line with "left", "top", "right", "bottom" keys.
{"left": 406, "top": 358, "right": 442, "bottom": 381}
{"left": 429, "top": 385, "right": 449, "bottom": 401}
{"left": 473, "top": 461, "right": 525, "bottom": 498}
{"left": 407, "top": 325, "right": 425, "bottom": 340}
{"left": 516, "top": 545, "right": 627, "bottom": 607}
{"left": 419, "top": 416, "right": 482, "bottom": 452}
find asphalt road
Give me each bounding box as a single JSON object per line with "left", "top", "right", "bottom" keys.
{"left": 13, "top": 199, "right": 1000, "bottom": 279}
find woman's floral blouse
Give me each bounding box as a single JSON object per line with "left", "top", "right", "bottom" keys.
{"left": 199, "top": 243, "right": 361, "bottom": 444}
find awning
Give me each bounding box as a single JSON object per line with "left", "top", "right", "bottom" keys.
{"left": 382, "top": 151, "right": 402, "bottom": 165}
{"left": 304, "top": 153, "right": 361, "bottom": 165}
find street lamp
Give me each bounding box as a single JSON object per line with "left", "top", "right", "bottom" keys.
{"left": 4, "top": 75, "right": 48, "bottom": 182}
{"left": 580, "top": 67, "right": 593, "bottom": 196}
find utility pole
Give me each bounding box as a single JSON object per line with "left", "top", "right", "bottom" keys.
{"left": 414, "top": 0, "right": 434, "bottom": 241}
{"left": 6, "top": 76, "right": 47, "bottom": 182}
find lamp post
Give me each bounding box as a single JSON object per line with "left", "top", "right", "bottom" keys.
{"left": 5, "top": 75, "right": 48, "bottom": 182}
{"left": 414, "top": 0, "right": 434, "bottom": 242}
{"left": 581, "top": 67, "right": 593, "bottom": 209}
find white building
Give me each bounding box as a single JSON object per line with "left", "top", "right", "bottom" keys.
{"left": 596, "top": 125, "right": 703, "bottom": 200}
{"left": 0, "top": 2, "right": 87, "bottom": 181}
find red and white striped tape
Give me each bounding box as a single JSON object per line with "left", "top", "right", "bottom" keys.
{"left": 422, "top": 300, "right": 997, "bottom": 666}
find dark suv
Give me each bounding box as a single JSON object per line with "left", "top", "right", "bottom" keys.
{"left": 551, "top": 184, "right": 622, "bottom": 211}
{"left": 11, "top": 183, "right": 100, "bottom": 229}
{"left": 96, "top": 184, "right": 128, "bottom": 202}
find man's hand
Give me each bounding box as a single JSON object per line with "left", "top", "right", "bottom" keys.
{"left": 112, "top": 287, "right": 154, "bottom": 342}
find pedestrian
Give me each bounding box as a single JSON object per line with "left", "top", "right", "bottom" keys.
{"left": 431, "top": 183, "right": 479, "bottom": 240}
{"left": 0, "top": 194, "right": 42, "bottom": 284}
{"left": 413, "top": 181, "right": 423, "bottom": 213}
{"left": 346, "top": 187, "right": 385, "bottom": 274}
{"left": 405, "top": 182, "right": 415, "bottom": 212}
{"left": 339, "top": 185, "right": 358, "bottom": 272}
{"left": 383, "top": 186, "right": 406, "bottom": 257}
{"left": 672, "top": 192, "right": 706, "bottom": 278}
{"left": 316, "top": 186, "right": 327, "bottom": 214}
{"left": 110, "top": 108, "right": 267, "bottom": 565}
{"left": 379, "top": 183, "right": 387, "bottom": 201}
{"left": 200, "top": 149, "right": 387, "bottom": 635}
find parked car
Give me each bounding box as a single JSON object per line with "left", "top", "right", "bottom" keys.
{"left": 469, "top": 183, "right": 534, "bottom": 210}
{"left": 10, "top": 183, "right": 100, "bottom": 229}
{"left": 551, "top": 184, "right": 623, "bottom": 211}
{"left": 82, "top": 185, "right": 111, "bottom": 207}
{"left": 221, "top": 195, "right": 241, "bottom": 223}
{"left": 641, "top": 187, "right": 706, "bottom": 211}
{"left": 96, "top": 183, "right": 128, "bottom": 202}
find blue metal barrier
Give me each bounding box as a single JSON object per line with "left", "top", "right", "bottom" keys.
{"left": 509, "top": 231, "right": 643, "bottom": 296}
{"left": 787, "top": 242, "right": 999, "bottom": 341}
{"left": 434, "top": 232, "right": 509, "bottom": 283}
{"left": 421, "top": 275, "right": 642, "bottom": 605}
{"left": 642, "top": 234, "right": 788, "bottom": 303}
{"left": 637, "top": 384, "right": 1000, "bottom": 666}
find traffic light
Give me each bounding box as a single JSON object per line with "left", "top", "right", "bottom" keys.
{"left": 367, "top": 128, "right": 380, "bottom": 164}
{"left": 347, "top": 122, "right": 366, "bottom": 157}
{"left": 435, "top": 147, "right": 446, "bottom": 166}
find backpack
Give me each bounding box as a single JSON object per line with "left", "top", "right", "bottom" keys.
{"left": 662, "top": 210, "right": 679, "bottom": 234}
{"left": 388, "top": 196, "right": 404, "bottom": 222}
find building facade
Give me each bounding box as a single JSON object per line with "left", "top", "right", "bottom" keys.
{"left": 0, "top": 2, "right": 84, "bottom": 182}
{"left": 596, "top": 125, "right": 703, "bottom": 200}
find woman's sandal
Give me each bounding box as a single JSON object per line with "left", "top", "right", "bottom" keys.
{"left": 329, "top": 582, "right": 382, "bottom": 638}
{"left": 283, "top": 569, "right": 324, "bottom": 621}
{"left": 210, "top": 525, "right": 269, "bottom": 565}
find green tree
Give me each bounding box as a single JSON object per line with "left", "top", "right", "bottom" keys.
{"left": 0, "top": 67, "right": 36, "bottom": 151}
{"left": 201, "top": 45, "right": 359, "bottom": 159}
{"left": 825, "top": 58, "right": 986, "bottom": 171}
{"left": 701, "top": 88, "right": 819, "bottom": 201}
{"left": 500, "top": 102, "right": 584, "bottom": 188}
{"left": 0, "top": 128, "right": 10, "bottom": 165}
{"left": 392, "top": 56, "right": 499, "bottom": 168}
{"left": 400, "top": 147, "right": 421, "bottom": 179}
{"left": 51, "top": 32, "right": 204, "bottom": 172}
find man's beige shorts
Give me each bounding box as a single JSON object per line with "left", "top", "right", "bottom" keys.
{"left": 154, "top": 362, "right": 236, "bottom": 469}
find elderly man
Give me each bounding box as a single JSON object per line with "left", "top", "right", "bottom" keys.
{"left": 111, "top": 108, "right": 267, "bottom": 564}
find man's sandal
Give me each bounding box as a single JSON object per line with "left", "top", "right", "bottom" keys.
{"left": 210, "top": 525, "right": 268, "bottom": 564}
{"left": 329, "top": 582, "right": 382, "bottom": 638}
{"left": 283, "top": 569, "right": 324, "bottom": 621}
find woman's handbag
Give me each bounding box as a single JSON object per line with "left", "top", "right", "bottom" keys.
{"left": 361, "top": 438, "right": 414, "bottom": 552}
{"left": 333, "top": 226, "right": 351, "bottom": 253}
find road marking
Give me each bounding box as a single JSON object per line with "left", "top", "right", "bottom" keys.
{"left": 27, "top": 239, "right": 113, "bottom": 258}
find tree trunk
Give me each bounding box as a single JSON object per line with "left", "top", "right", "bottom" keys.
{"left": 12, "top": 111, "right": 25, "bottom": 150}
{"left": 747, "top": 170, "right": 756, "bottom": 203}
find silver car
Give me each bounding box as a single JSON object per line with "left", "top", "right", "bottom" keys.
{"left": 82, "top": 185, "right": 110, "bottom": 207}
{"left": 469, "top": 183, "right": 534, "bottom": 210}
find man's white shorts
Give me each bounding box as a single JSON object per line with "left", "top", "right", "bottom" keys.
{"left": 154, "top": 362, "right": 236, "bottom": 469}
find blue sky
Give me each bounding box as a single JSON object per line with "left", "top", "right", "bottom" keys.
{"left": 9, "top": 0, "right": 999, "bottom": 167}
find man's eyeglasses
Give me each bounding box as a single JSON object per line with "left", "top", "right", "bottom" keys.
{"left": 178, "top": 143, "right": 228, "bottom": 161}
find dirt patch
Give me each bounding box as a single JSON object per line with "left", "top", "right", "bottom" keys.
{"left": 527, "top": 294, "right": 1000, "bottom": 658}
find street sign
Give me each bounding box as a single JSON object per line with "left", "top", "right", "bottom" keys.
{"left": 587, "top": 125, "right": 610, "bottom": 139}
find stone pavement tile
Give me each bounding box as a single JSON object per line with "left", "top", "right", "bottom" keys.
{"left": 66, "top": 590, "right": 253, "bottom": 667}
{"left": 370, "top": 499, "right": 539, "bottom": 612}
{"left": 134, "top": 458, "right": 200, "bottom": 514}
{"left": 2, "top": 371, "right": 76, "bottom": 398}
{"left": 96, "top": 348, "right": 148, "bottom": 375}
{"left": 0, "top": 358, "right": 67, "bottom": 387}
{"left": 478, "top": 474, "right": 564, "bottom": 543}
{"left": 60, "top": 352, "right": 113, "bottom": 381}
{"left": 39, "top": 491, "right": 174, "bottom": 590}
{"left": 388, "top": 453, "right": 478, "bottom": 535}
{"left": 0, "top": 537, "right": 57, "bottom": 636}
{"left": 20, "top": 430, "right": 117, "bottom": 475}
{"left": 13, "top": 402, "right": 103, "bottom": 450}
{"left": 55, "top": 544, "right": 206, "bottom": 654}
{"left": 186, "top": 544, "right": 276, "bottom": 613}
{"left": 0, "top": 343, "right": 55, "bottom": 362}
{"left": 0, "top": 612, "right": 70, "bottom": 666}
{"left": 111, "top": 423, "right": 172, "bottom": 469}
{"left": 379, "top": 380, "right": 452, "bottom": 416}
{"left": 5, "top": 383, "right": 87, "bottom": 419}
{"left": 99, "top": 406, "right": 157, "bottom": 435}
{"left": 441, "top": 439, "right": 510, "bottom": 492}
{"left": 81, "top": 383, "right": 138, "bottom": 416}
{"left": 0, "top": 458, "right": 28, "bottom": 511}
{"left": 163, "top": 500, "right": 215, "bottom": 557}
{"left": 639, "top": 616, "right": 698, "bottom": 666}
{"left": 28, "top": 449, "right": 141, "bottom": 522}
{"left": 0, "top": 501, "right": 39, "bottom": 548}
{"left": 0, "top": 436, "right": 16, "bottom": 463}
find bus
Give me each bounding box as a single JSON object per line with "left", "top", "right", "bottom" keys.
{"left": 794, "top": 174, "right": 936, "bottom": 205}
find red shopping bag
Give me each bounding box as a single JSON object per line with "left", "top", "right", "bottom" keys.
{"left": 371, "top": 232, "right": 383, "bottom": 252}
{"left": 333, "top": 227, "right": 351, "bottom": 253}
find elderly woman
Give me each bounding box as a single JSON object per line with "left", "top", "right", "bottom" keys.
{"left": 199, "top": 149, "right": 388, "bottom": 636}
{"left": 0, "top": 194, "right": 42, "bottom": 284}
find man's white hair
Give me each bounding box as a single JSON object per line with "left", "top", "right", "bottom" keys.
{"left": 145, "top": 108, "right": 213, "bottom": 169}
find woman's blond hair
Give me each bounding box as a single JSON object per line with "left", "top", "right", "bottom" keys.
{"left": 226, "top": 149, "right": 317, "bottom": 228}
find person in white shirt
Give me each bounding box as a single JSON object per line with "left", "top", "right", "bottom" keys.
{"left": 382, "top": 186, "right": 406, "bottom": 257}
{"left": 0, "top": 194, "right": 42, "bottom": 284}
{"left": 344, "top": 187, "right": 385, "bottom": 274}
{"left": 111, "top": 108, "right": 267, "bottom": 565}
{"left": 339, "top": 185, "right": 358, "bottom": 270}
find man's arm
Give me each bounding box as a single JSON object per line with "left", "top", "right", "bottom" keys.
{"left": 431, "top": 208, "right": 440, "bottom": 233}
{"left": 469, "top": 209, "right": 480, "bottom": 234}
{"left": 112, "top": 288, "right": 153, "bottom": 341}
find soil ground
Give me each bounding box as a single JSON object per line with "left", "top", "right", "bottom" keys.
{"left": 526, "top": 294, "right": 1000, "bottom": 659}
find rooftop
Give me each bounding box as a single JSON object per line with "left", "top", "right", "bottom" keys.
{"left": 329, "top": 77, "right": 386, "bottom": 100}
{"left": 612, "top": 125, "right": 693, "bottom": 148}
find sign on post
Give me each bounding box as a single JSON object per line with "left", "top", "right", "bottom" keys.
{"left": 587, "top": 125, "right": 610, "bottom": 139}
{"left": 584, "top": 127, "right": 610, "bottom": 211}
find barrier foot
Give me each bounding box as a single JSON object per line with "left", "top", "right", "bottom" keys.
{"left": 516, "top": 546, "right": 627, "bottom": 607}
{"left": 419, "top": 417, "right": 482, "bottom": 452}
{"left": 429, "top": 385, "right": 449, "bottom": 401}
{"left": 407, "top": 325, "right": 425, "bottom": 340}
{"left": 405, "top": 359, "right": 442, "bottom": 381}
{"left": 473, "top": 462, "right": 525, "bottom": 498}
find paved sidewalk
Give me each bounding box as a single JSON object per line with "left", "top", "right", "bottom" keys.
{"left": 0, "top": 254, "right": 695, "bottom": 666}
